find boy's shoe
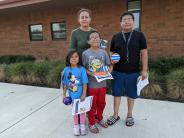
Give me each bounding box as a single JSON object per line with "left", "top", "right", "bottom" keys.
{"left": 107, "top": 116, "right": 120, "bottom": 126}
{"left": 80, "top": 124, "right": 87, "bottom": 135}
{"left": 125, "top": 117, "right": 134, "bottom": 127}
{"left": 73, "top": 125, "right": 80, "bottom": 136}
{"left": 89, "top": 124, "right": 99, "bottom": 134}
{"left": 98, "top": 120, "right": 108, "bottom": 128}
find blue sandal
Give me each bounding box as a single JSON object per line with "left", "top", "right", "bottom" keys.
{"left": 125, "top": 117, "right": 134, "bottom": 126}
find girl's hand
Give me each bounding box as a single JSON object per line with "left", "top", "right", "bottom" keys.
{"left": 80, "top": 95, "right": 86, "bottom": 102}
{"left": 62, "top": 94, "right": 66, "bottom": 102}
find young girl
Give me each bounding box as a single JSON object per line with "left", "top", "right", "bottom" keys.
{"left": 62, "top": 50, "right": 88, "bottom": 136}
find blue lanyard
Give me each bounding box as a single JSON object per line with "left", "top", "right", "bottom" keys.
{"left": 122, "top": 31, "right": 133, "bottom": 62}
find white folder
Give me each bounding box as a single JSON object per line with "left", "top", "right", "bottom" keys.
{"left": 72, "top": 96, "right": 93, "bottom": 115}
{"left": 137, "top": 76, "right": 149, "bottom": 96}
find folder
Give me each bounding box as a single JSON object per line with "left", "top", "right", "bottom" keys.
{"left": 137, "top": 76, "right": 149, "bottom": 96}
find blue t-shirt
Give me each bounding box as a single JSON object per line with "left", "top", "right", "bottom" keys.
{"left": 62, "top": 66, "right": 88, "bottom": 101}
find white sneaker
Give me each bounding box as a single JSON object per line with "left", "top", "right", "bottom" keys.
{"left": 73, "top": 125, "right": 80, "bottom": 136}
{"left": 80, "top": 124, "right": 87, "bottom": 135}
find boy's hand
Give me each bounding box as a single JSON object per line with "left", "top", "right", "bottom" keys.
{"left": 111, "top": 60, "right": 119, "bottom": 64}
{"left": 141, "top": 71, "right": 148, "bottom": 80}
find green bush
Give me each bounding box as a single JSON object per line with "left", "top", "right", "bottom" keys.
{"left": 31, "top": 61, "right": 53, "bottom": 85}
{"left": 3, "top": 62, "right": 34, "bottom": 83}
{"left": 46, "top": 61, "right": 65, "bottom": 88}
{"left": 149, "top": 57, "right": 184, "bottom": 75}
{"left": 166, "top": 68, "right": 184, "bottom": 101}
{"left": 148, "top": 70, "right": 165, "bottom": 83}
{"left": 0, "top": 60, "right": 66, "bottom": 87}
{"left": 0, "top": 64, "right": 6, "bottom": 81}
{"left": 0, "top": 55, "right": 36, "bottom": 64}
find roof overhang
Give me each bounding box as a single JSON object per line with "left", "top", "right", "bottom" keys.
{"left": 0, "top": 0, "right": 51, "bottom": 10}
{"left": 0, "top": 0, "right": 113, "bottom": 15}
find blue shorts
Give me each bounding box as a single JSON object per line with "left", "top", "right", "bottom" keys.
{"left": 111, "top": 71, "right": 139, "bottom": 99}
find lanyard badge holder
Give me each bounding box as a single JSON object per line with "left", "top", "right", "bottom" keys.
{"left": 122, "top": 31, "right": 133, "bottom": 63}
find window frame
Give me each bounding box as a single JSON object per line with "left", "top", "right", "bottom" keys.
{"left": 127, "top": 0, "right": 142, "bottom": 31}
{"left": 28, "top": 24, "right": 43, "bottom": 41}
{"left": 50, "top": 22, "right": 67, "bottom": 40}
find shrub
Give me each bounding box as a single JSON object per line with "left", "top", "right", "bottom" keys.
{"left": 46, "top": 61, "right": 65, "bottom": 88}
{"left": 166, "top": 68, "right": 184, "bottom": 101}
{"left": 149, "top": 57, "right": 184, "bottom": 75}
{"left": 140, "top": 70, "right": 166, "bottom": 99}
{"left": 0, "top": 55, "right": 36, "bottom": 64}
{"left": 141, "top": 83, "right": 165, "bottom": 99}
{"left": 0, "top": 64, "right": 6, "bottom": 81}
{"left": 3, "top": 62, "right": 34, "bottom": 83}
{"left": 30, "top": 61, "right": 53, "bottom": 85}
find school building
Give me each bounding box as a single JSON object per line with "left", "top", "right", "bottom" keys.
{"left": 0, "top": 0, "right": 183, "bottom": 59}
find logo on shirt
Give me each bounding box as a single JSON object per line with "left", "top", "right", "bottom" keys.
{"left": 68, "top": 72, "right": 79, "bottom": 93}
{"left": 89, "top": 56, "right": 104, "bottom": 72}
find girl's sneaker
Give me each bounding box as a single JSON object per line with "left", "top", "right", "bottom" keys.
{"left": 73, "top": 125, "right": 80, "bottom": 136}
{"left": 80, "top": 124, "right": 87, "bottom": 135}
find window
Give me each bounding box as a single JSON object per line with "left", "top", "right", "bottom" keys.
{"left": 127, "top": 0, "right": 141, "bottom": 31}
{"left": 29, "top": 24, "right": 43, "bottom": 41}
{"left": 51, "top": 22, "right": 66, "bottom": 40}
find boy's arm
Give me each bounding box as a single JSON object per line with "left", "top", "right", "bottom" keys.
{"left": 140, "top": 49, "right": 148, "bottom": 80}
{"left": 86, "top": 69, "right": 94, "bottom": 77}
{"left": 108, "top": 64, "right": 113, "bottom": 73}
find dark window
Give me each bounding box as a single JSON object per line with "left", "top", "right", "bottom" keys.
{"left": 127, "top": 0, "right": 141, "bottom": 31}
{"left": 51, "top": 22, "right": 66, "bottom": 40}
{"left": 29, "top": 24, "right": 43, "bottom": 41}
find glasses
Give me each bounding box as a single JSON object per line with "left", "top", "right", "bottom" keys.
{"left": 89, "top": 36, "right": 100, "bottom": 40}
{"left": 122, "top": 18, "right": 133, "bottom": 22}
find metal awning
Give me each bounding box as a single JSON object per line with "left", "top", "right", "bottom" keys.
{"left": 0, "top": 0, "right": 106, "bottom": 14}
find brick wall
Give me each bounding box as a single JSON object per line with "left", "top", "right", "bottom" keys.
{"left": 142, "top": 0, "right": 184, "bottom": 58}
{"left": 0, "top": 0, "right": 125, "bottom": 59}
{"left": 0, "top": 0, "right": 183, "bottom": 59}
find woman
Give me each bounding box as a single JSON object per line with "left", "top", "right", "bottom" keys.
{"left": 69, "top": 8, "right": 96, "bottom": 55}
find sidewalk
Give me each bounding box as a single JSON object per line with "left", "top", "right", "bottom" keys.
{"left": 0, "top": 82, "right": 184, "bottom": 138}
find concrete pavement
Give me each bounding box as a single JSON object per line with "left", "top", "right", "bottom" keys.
{"left": 0, "top": 82, "right": 184, "bottom": 138}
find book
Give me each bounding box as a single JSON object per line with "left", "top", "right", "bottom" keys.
{"left": 72, "top": 96, "right": 93, "bottom": 115}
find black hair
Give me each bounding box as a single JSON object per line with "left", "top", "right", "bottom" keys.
{"left": 86, "top": 30, "right": 101, "bottom": 41}
{"left": 120, "top": 11, "right": 134, "bottom": 22}
{"left": 65, "top": 50, "right": 82, "bottom": 67}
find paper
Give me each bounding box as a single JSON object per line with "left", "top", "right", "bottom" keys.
{"left": 94, "top": 72, "right": 113, "bottom": 82}
{"left": 72, "top": 96, "right": 93, "bottom": 115}
{"left": 137, "top": 76, "right": 149, "bottom": 96}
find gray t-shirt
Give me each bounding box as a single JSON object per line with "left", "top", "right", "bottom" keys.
{"left": 82, "top": 48, "right": 110, "bottom": 88}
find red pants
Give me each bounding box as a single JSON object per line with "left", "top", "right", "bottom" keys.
{"left": 87, "top": 87, "right": 106, "bottom": 126}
